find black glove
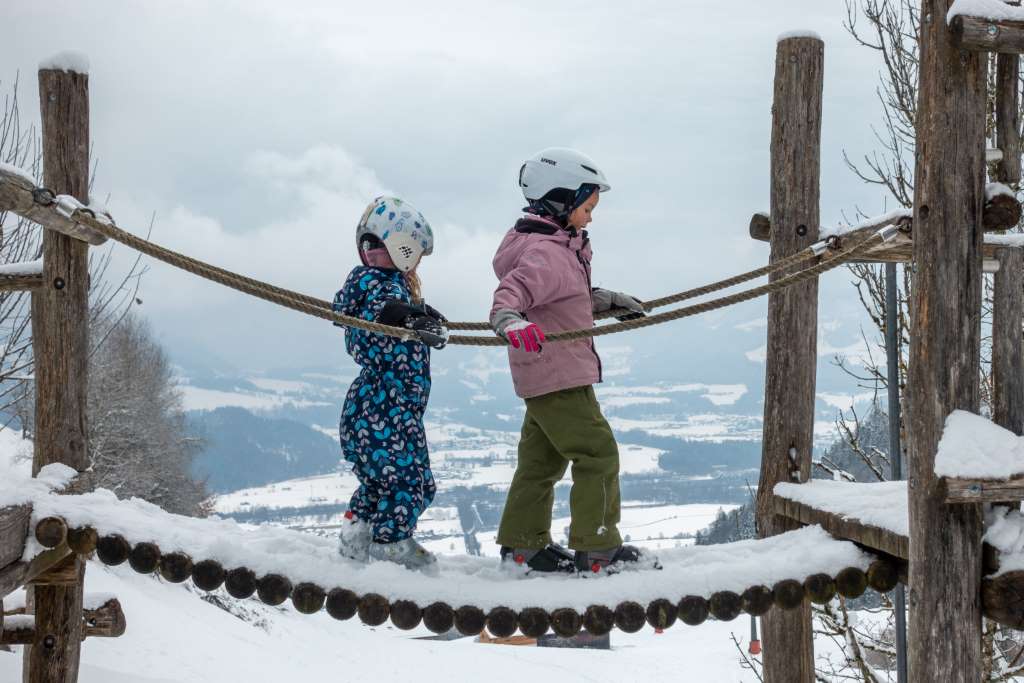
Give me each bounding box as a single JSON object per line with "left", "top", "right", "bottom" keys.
{"left": 378, "top": 300, "right": 449, "bottom": 350}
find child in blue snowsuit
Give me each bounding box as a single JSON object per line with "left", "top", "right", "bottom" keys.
{"left": 334, "top": 196, "right": 448, "bottom": 573}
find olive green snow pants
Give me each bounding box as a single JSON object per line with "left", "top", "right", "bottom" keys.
{"left": 496, "top": 385, "right": 622, "bottom": 551}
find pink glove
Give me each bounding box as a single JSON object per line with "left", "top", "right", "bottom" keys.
{"left": 503, "top": 319, "right": 545, "bottom": 353}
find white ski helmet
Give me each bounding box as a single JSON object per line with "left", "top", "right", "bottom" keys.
{"left": 518, "top": 147, "right": 611, "bottom": 202}
{"left": 355, "top": 196, "right": 434, "bottom": 273}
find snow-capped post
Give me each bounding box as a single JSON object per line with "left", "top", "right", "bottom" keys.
{"left": 993, "top": 245, "right": 1024, "bottom": 437}
{"left": 754, "top": 31, "right": 823, "bottom": 683}
{"left": 26, "top": 55, "right": 92, "bottom": 683}
{"left": 906, "top": 2, "right": 986, "bottom": 679}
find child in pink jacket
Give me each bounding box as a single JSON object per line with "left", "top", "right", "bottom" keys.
{"left": 490, "top": 148, "right": 651, "bottom": 574}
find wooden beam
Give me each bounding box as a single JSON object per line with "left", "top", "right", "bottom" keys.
{"left": 1, "top": 597, "right": 126, "bottom": 645}
{"left": 755, "top": 35, "right": 823, "bottom": 683}
{"left": 907, "top": 2, "right": 986, "bottom": 678}
{"left": 0, "top": 546, "right": 72, "bottom": 600}
{"left": 0, "top": 167, "right": 106, "bottom": 246}
{"left": 951, "top": 15, "right": 1024, "bottom": 54}
{"left": 772, "top": 494, "right": 908, "bottom": 560}
{"left": 25, "top": 65, "right": 93, "bottom": 683}
{"left": 944, "top": 475, "right": 1024, "bottom": 503}
{"left": 0, "top": 505, "right": 30, "bottom": 571}
{"left": 996, "top": 53, "right": 1022, "bottom": 184}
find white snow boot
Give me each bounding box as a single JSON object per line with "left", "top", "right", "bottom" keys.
{"left": 338, "top": 511, "right": 371, "bottom": 563}
{"left": 369, "top": 537, "right": 439, "bottom": 576}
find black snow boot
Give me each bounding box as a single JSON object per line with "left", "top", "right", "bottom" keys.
{"left": 574, "top": 544, "right": 649, "bottom": 574}
{"left": 500, "top": 544, "right": 575, "bottom": 573}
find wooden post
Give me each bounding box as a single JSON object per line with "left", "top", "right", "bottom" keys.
{"left": 993, "top": 246, "right": 1024, "bottom": 438}
{"left": 996, "top": 51, "right": 1021, "bottom": 187}
{"left": 754, "top": 34, "right": 823, "bottom": 683}
{"left": 906, "top": 2, "right": 986, "bottom": 679}
{"left": 24, "top": 65, "right": 91, "bottom": 683}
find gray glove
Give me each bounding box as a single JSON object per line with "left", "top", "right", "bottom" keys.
{"left": 591, "top": 288, "right": 646, "bottom": 320}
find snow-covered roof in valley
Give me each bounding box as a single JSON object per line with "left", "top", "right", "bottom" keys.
{"left": 948, "top": 0, "right": 1024, "bottom": 23}
{"left": 935, "top": 410, "right": 1024, "bottom": 480}
{"left": 38, "top": 51, "right": 90, "bottom": 74}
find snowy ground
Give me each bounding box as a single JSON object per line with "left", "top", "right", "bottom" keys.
{"left": 0, "top": 562, "right": 768, "bottom": 683}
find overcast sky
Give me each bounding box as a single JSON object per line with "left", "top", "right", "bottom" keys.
{"left": 2, "top": 1, "right": 894, "bottom": 376}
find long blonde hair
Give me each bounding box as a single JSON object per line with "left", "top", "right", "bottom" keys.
{"left": 404, "top": 270, "right": 423, "bottom": 304}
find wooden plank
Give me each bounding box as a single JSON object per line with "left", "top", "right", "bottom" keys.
{"left": 0, "top": 505, "right": 30, "bottom": 570}
{"left": 1, "top": 597, "right": 126, "bottom": 645}
{"left": 0, "top": 168, "right": 106, "bottom": 246}
{"left": 945, "top": 475, "right": 1024, "bottom": 503}
{"left": 754, "top": 35, "right": 823, "bottom": 683}
{"left": 0, "top": 275, "right": 43, "bottom": 292}
{"left": 25, "top": 65, "right": 92, "bottom": 683}
{"left": 907, "top": 2, "right": 986, "bottom": 679}
{"left": 0, "top": 546, "right": 72, "bottom": 600}
{"left": 993, "top": 246, "right": 1024, "bottom": 437}
{"left": 996, "top": 53, "right": 1022, "bottom": 184}
{"left": 951, "top": 15, "right": 1024, "bottom": 53}
{"left": 772, "top": 494, "right": 909, "bottom": 560}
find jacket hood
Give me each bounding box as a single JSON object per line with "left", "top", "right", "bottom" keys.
{"left": 493, "top": 216, "right": 588, "bottom": 280}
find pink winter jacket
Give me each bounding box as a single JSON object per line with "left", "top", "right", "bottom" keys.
{"left": 491, "top": 215, "right": 602, "bottom": 399}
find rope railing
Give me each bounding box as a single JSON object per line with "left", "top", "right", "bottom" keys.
{"left": 36, "top": 515, "right": 901, "bottom": 637}
{"left": 19, "top": 183, "right": 892, "bottom": 346}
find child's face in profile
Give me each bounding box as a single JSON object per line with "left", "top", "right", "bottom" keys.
{"left": 568, "top": 192, "right": 600, "bottom": 231}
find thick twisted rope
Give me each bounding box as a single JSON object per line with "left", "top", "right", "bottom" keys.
{"left": 68, "top": 206, "right": 877, "bottom": 346}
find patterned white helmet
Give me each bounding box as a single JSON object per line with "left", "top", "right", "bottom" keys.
{"left": 355, "top": 196, "right": 434, "bottom": 273}
{"left": 518, "top": 147, "right": 611, "bottom": 201}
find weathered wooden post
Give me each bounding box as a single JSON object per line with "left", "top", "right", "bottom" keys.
{"left": 754, "top": 33, "right": 823, "bottom": 683}
{"left": 23, "top": 61, "right": 92, "bottom": 683}
{"left": 906, "top": 1, "right": 986, "bottom": 679}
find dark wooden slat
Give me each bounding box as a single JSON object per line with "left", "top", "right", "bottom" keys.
{"left": 996, "top": 52, "right": 1022, "bottom": 184}
{"left": 0, "top": 504, "right": 30, "bottom": 570}
{"left": 951, "top": 15, "right": 1024, "bottom": 53}
{"left": 945, "top": 475, "right": 1024, "bottom": 503}
{"left": 772, "top": 494, "right": 909, "bottom": 560}
{"left": 755, "top": 35, "right": 823, "bottom": 683}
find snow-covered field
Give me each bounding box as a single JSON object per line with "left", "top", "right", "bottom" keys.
{"left": 0, "top": 562, "right": 766, "bottom": 683}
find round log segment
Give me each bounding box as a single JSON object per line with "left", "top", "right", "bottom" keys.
{"left": 191, "top": 559, "right": 225, "bottom": 592}
{"left": 325, "top": 588, "right": 359, "bottom": 621}
{"left": 645, "top": 598, "right": 677, "bottom": 630}
{"left": 709, "top": 591, "right": 742, "bottom": 622}
{"left": 95, "top": 534, "right": 130, "bottom": 566}
{"left": 454, "top": 605, "right": 486, "bottom": 636}
{"left": 982, "top": 571, "right": 1024, "bottom": 630}
{"left": 678, "top": 595, "right": 709, "bottom": 626}
{"left": 867, "top": 560, "right": 899, "bottom": 593}
{"left": 357, "top": 593, "right": 390, "bottom": 627}
{"left": 582, "top": 605, "right": 614, "bottom": 637}
{"left": 835, "top": 567, "right": 868, "bottom": 599}
{"left": 224, "top": 567, "right": 257, "bottom": 599}
{"left": 550, "top": 608, "right": 582, "bottom": 638}
{"left": 749, "top": 212, "right": 771, "bottom": 241}
{"left": 66, "top": 526, "right": 98, "bottom": 555}
{"left": 291, "top": 582, "right": 326, "bottom": 615}
{"left": 128, "top": 542, "right": 161, "bottom": 574}
{"left": 158, "top": 552, "right": 193, "bottom": 584}
{"left": 390, "top": 600, "right": 422, "bottom": 631}
{"left": 772, "top": 579, "right": 805, "bottom": 610}
{"left": 984, "top": 192, "right": 1022, "bottom": 232}
{"left": 951, "top": 15, "right": 1024, "bottom": 54}
{"left": 422, "top": 602, "right": 455, "bottom": 634}
{"left": 34, "top": 517, "right": 67, "bottom": 548}
{"left": 741, "top": 585, "right": 774, "bottom": 616}
{"left": 518, "top": 607, "right": 551, "bottom": 638}
{"left": 804, "top": 573, "right": 836, "bottom": 604}
{"left": 613, "top": 601, "right": 646, "bottom": 633}
{"left": 485, "top": 606, "right": 517, "bottom": 638}
{"left": 256, "top": 574, "right": 292, "bottom": 606}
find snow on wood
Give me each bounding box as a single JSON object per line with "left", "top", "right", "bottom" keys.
{"left": 949, "top": 0, "right": 1024, "bottom": 22}
{"left": 935, "top": 410, "right": 1024, "bottom": 479}
{"left": 3, "top": 613, "right": 34, "bottom": 629}
{"left": 821, "top": 208, "right": 912, "bottom": 238}
{"left": 987, "top": 233, "right": 1024, "bottom": 247}
{"left": 0, "top": 259, "right": 43, "bottom": 277}
{"left": 987, "top": 181, "right": 1016, "bottom": 200}
{"left": 0, "top": 463, "right": 75, "bottom": 507}
{"left": 985, "top": 506, "right": 1024, "bottom": 575}
{"left": 0, "top": 162, "right": 35, "bottom": 188}
{"left": 38, "top": 51, "right": 90, "bottom": 74}
{"left": 2, "top": 469, "right": 871, "bottom": 611}
{"left": 777, "top": 30, "right": 823, "bottom": 42}
{"left": 774, "top": 480, "right": 909, "bottom": 537}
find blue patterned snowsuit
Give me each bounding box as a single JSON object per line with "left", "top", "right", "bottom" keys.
{"left": 334, "top": 266, "right": 436, "bottom": 543}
